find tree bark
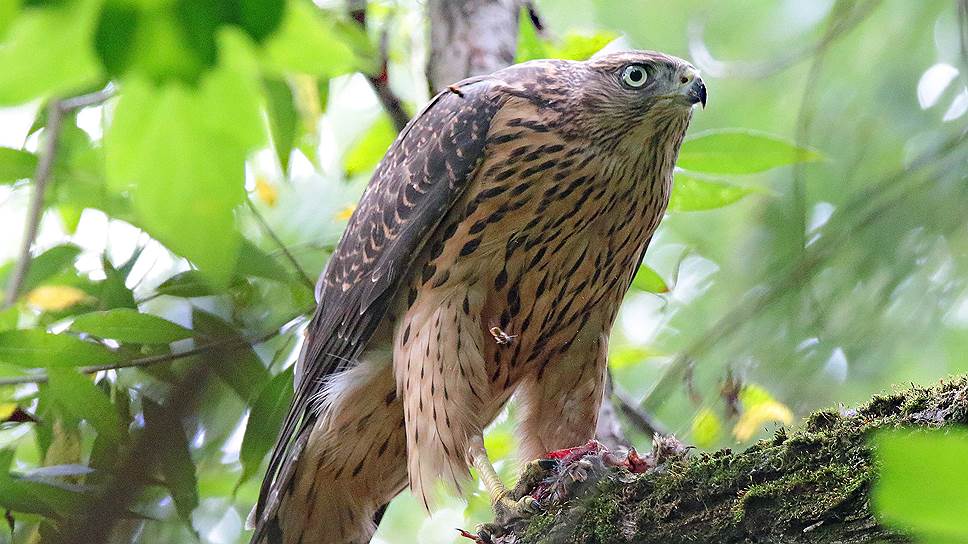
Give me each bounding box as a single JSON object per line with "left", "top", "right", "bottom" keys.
{"left": 491, "top": 379, "right": 968, "bottom": 543}
{"left": 426, "top": 0, "right": 524, "bottom": 92}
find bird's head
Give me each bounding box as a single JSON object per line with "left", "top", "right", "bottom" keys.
{"left": 571, "top": 50, "right": 706, "bottom": 145}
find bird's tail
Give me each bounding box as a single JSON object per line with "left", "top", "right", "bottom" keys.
{"left": 248, "top": 359, "right": 408, "bottom": 544}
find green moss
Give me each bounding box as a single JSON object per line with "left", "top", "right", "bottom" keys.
{"left": 733, "top": 463, "right": 873, "bottom": 525}
{"left": 511, "top": 379, "right": 967, "bottom": 543}
{"left": 861, "top": 393, "right": 906, "bottom": 419}
{"left": 519, "top": 511, "right": 555, "bottom": 543}
{"left": 572, "top": 479, "right": 622, "bottom": 543}
{"left": 804, "top": 409, "right": 840, "bottom": 432}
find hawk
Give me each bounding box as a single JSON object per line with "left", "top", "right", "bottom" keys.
{"left": 249, "top": 50, "right": 706, "bottom": 543}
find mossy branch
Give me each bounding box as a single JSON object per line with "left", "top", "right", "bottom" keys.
{"left": 496, "top": 378, "right": 968, "bottom": 544}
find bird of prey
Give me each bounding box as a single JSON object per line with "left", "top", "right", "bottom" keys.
{"left": 249, "top": 50, "right": 706, "bottom": 544}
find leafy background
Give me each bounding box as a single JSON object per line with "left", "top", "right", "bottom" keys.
{"left": 0, "top": 0, "right": 966, "bottom": 542}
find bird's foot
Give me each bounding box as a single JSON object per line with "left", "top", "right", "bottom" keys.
{"left": 459, "top": 438, "right": 692, "bottom": 541}
{"left": 495, "top": 492, "right": 543, "bottom": 522}
{"left": 511, "top": 458, "right": 559, "bottom": 499}
{"left": 466, "top": 492, "right": 543, "bottom": 543}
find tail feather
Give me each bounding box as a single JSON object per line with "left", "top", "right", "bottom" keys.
{"left": 248, "top": 420, "right": 313, "bottom": 544}
{"left": 249, "top": 354, "right": 407, "bottom": 544}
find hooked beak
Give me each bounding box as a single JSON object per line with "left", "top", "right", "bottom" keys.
{"left": 685, "top": 76, "right": 707, "bottom": 109}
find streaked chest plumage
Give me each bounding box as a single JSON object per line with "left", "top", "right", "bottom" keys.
{"left": 397, "top": 95, "right": 684, "bottom": 396}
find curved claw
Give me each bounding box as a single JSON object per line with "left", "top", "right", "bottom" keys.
{"left": 537, "top": 458, "right": 559, "bottom": 471}
{"left": 474, "top": 522, "right": 499, "bottom": 543}
{"left": 457, "top": 528, "right": 485, "bottom": 543}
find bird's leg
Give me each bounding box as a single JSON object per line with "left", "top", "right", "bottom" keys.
{"left": 467, "top": 436, "right": 541, "bottom": 532}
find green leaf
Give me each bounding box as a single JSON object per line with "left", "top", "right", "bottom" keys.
{"left": 191, "top": 309, "right": 269, "bottom": 401}
{"left": 0, "top": 2, "right": 19, "bottom": 39}
{"left": 156, "top": 271, "right": 218, "bottom": 298}
{"left": 235, "top": 0, "right": 287, "bottom": 43}
{"left": 691, "top": 408, "right": 722, "bottom": 449}
{"left": 0, "top": 307, "right": 18, "bottom": 332}
{"left": 236, "top": 239, "right": 291, "bottom": 283}
{"left": 872, "top": 428, "right": 968, "bottom": 541}
{"left": 678, "top": 129, "right": 823, "bottom": 174}
{"left": 608, "top": 345, "right": 660, "bottom": 370}
{"left": 630, "top": 264, "right": 669, "bottom": 293}
{"left": 21, "top": 244, "right": 82, "bottom": 295}
{"left": 264, "top": 77, "right": 298, "bottom": 172}
{"left": 0, "top": 329, "right": 122, "bottom": 368}
{"left": 547, "top": 31, "right": 617, "bottom": 61}
{"left": 0, "top": 244, "right": 84, "bottom": 309}
{"left": 49, "top": 121, "right": 115, "bottom": 221}
{"left": 71, "top": 309, "right": 193, "bottom": 344}
{"left": 21, "top": 464, "right": 94, "bottom": 481}
{"left": 238, "top": 365, "right": 293, "bottom": 486}
{"left": 0, "top": 0, "right": 103, "bottom": 105}
{"left": 47, "top": 368, "right": 124, "bottom": 442}
{"left": 739, "top": 383, "right": 776, "bottom": 408}
{"left": 97, "top": 256, "right": 137, "bottom": 310}
{"left": 105, "top": 34, "right": 265, "bottom": 287}
{"left": 0, "top": 450, "right": 86, "bottom": 516}
{"left": 168, "top": 0, "right": 231, "bottom": 77}
{"left": 261, "top": 1, "right": 367, "bottom": 77}
{"left": 92, "top": 1, "right": 142, "bottom": 78}
{"left": 515, "top": 6, "right": 548, "bottom": 63}
{"left": 116, "top": 245, "right": 145, "bottom": 279}
{"left": 344, "top": 115, "right": 396, "bottom": 176}
{"left": 142, "top": 398, "right": 199, "bottom": 523}
{"left": 669, "top": 173, "right": 756, "bottom": 212}
{"left": 515, "top": 10, "right": 612, "bottom": 63}
{"left": 0, "top": 147, "right": 37, "bottom": 184}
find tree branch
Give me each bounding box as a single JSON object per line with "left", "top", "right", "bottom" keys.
{"left": 594, "top": 374, "right": 630, "bottom": 451}
{"left": 426, "top": 0, "right": 523, "bottom": 92}
{"left": 494, "top": 379, "right": 968, "bottom": 543}
{"left": 246, "top": 198, "right": 315, "bottom": 290}
{"left": 0, "top": 310, "right": 310, "bottom": 386}
{"left": 2, "top": 87, "right": 115, "bottom": 309}
{"left": 2, "top": 101, "right": 65, "bottom": 309}
{"left": 348, "top": 0, "right": 410, "bottom": 132}
{"left": 613, "top": 386, "right": 667, "bottom": 438}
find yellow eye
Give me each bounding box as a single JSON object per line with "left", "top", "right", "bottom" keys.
{"left": 621, "top": 65, "right": 648, "bottom": 88}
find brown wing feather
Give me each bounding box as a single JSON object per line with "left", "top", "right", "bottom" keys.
{"left": 252, "top": 77, "right": 506, "bottom": 537}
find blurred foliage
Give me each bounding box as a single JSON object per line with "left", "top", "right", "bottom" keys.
{"left": 873, "top": 428, "right": 968, "bottom": 542}
{"left": 0, "top": 0, "right": 964, "bottom": 542}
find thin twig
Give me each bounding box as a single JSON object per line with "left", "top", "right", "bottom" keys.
{"left": 2, "top": 87, "right": 116, "bottom": 309}
{"left": 790, "top": 2, "right": 843, "bottom": 252}
{"left": 613, "top": 387, "right": 667, "bottom": 438}
{"left": 58, "top": 85, "right": 115, "bottom": 111}
{"left": 0, "top": 311, "right": 311, "bottom": 386}
{"left": 349, "top": 0, "right": 410, "bottom": 132}
{"left": 595, "top": 373, "right": 630, "bottom": 450}
{"left": 246, "top": 198, "right": 315, "bottom": 290}
{"left": 959, "top": 0, "right": 968, "bottom": 73}
{"left": 2, "top": 101, "right": 65, "bottom": 309}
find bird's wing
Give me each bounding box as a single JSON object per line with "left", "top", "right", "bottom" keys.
{"left": 252, "top": 76, "right": 506, "bottom": 534}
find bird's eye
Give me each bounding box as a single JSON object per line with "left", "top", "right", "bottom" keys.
{"left": 621, "top": 65, "right": 648, "bottom": 88}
